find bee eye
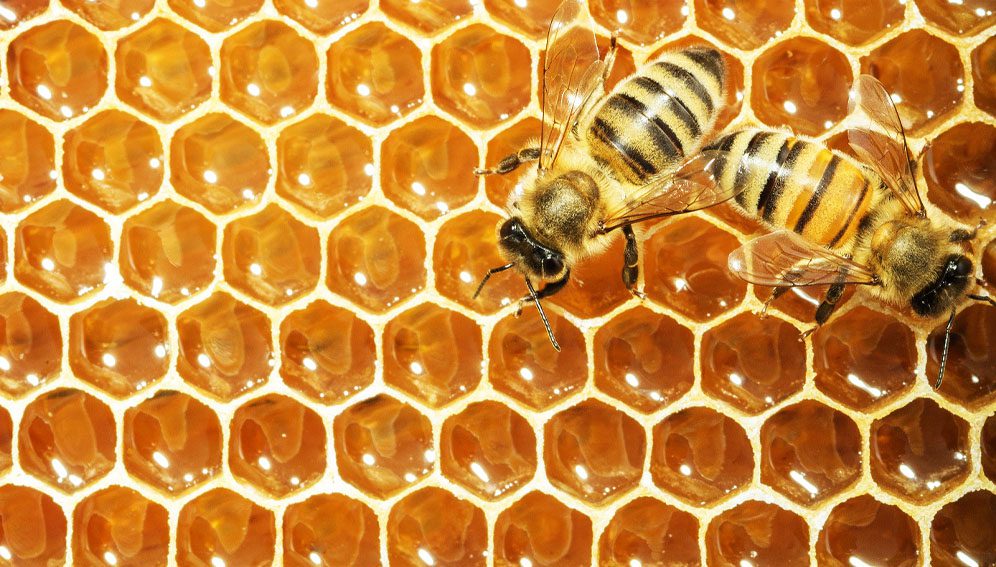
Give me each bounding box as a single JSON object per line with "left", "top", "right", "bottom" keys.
{"left": 499, "top": 219, "right": 521, "bottom": 242}
{"left": 542, "top": 255, "right": 564, "bottom": 275}
{"left": 952, "top": 256, "right": 973, "bottom": 277}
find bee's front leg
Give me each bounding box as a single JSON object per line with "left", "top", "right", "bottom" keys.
{"left": 514, "top": 270, "right": 571, "bottom": 316}
{"left": 621, "top": 225, "right": 645, "bottom": 299}
{"left": 475, "top": 147, "right": 541, "bottom": 176}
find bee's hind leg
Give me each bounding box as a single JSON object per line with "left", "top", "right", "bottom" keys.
{"left": 622, "top": 225, "right": 646, "bottom": 299}
{"left": 760, "top": 286, "right": 790, "bottom": 317}
{"left": 475, "top": 147, "right": 541, "bottom": 176}
{"left": 801, "top": 282, "right": 845, "bottom": 338}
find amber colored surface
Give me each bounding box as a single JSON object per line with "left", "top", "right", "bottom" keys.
{"left": 816, "top": 495, "right": 921, "bottom": 566}
{"left": 69, "top": 298, "right": 170, "bottom": 398}
{"left": 333, "top": 395, "right": 434, "bottom": 499}
{"left": 175, "top": 488, "right": 275, "bottom": 567}
{"left": 280, "top": 300, "right": 376, "bottom": 404}
{"left": 813, "top": 306, "right": 916, "bottom": 411}
{"left": 327, "top": 23, "right": 424, "bottom": 126}
{"left": 434, "top": 211, "right": 520, "bottom": 313}
{"left": 488, "top": 309, "right": 587, "bottom": 410}
{"left": 381, "top": 0, "right": 471, "bottom": 34}
{"left": 752, "top": 38, "right": 851, "bottom": 136}
{"left": 0, "top": 485, "right": 67, "bottom": 565}
{"left": 483, "top": 117, "right": 541, "bottom": 207}
{"left": 644, "top": 217, "right": 746, "bottom": 322}
{"left": 222, "top": 204, "right": 321, "bottom": 305}
{"left": 383, "top": 303, "right": 482, "bottom": 407}
{"left": 923, "top": 122, "right": 995, "bottom": 222}
{"left": 0, "top": 292, "right": 61, "bottom": 397}
{"left": 170, "top": 113, "right": 269, "bottom": 214}
{"left": 168, "top": 0, "right": 262, "bottom": 32}
{"left": 387, "top": 487, "right": 487, "bottom": 566}
{"left": 61, "top": 0, "right": 154, "bottom": 30}
{"left": 14, "top": 200, "right": 114, "bottom": 302}
{"left": 930, "top": 490, "right": 996, "bottom": 567}
{"left": 598, "top": 497, "right": 699, "bottom": 566}
{"left": 650, "top": 406, "right": 753, "bottom": 506}
{"left": 588, "top": 0, "right": 685, "bottom": 46}
{"left": 549, "top": 237, "right": 632, "bottom": 318}
{"left": 440, "top": 401, "right": 536, "bottom": 500}
{"left": 220, "top": 21, "right": 318, "bottom": 124}
{"left": 483, "top": 0, "right": 557, "bottom": 38}
{"left": 176, "top": 292, "right": 273, "bottom": 401}
{"left": 18, "top": 389, "right": 116, "bottom": 492}
{"left": 122, "top": 391, "right": 223, "bottom": 495}
{"left": 705, "top": 501, "right": 809, "bottom": 566}
{"left": 325, "top": 206, "right": 427, "bottom": 313}
{"left": 276, "top": 114, "right": 373, "bottom": 218}
{"left": 983, "top": 414, "right": 996, "bottom": 483}
{"left": 915, "top": 0, "right": 995, "bottom": 36}
{"left": 115, "top": 19, "right": 212, "bottom": 122}
{"left": 381, "top": 116, "right": 478, "bottom": 219}
{"left": 0, "top": 109, "right": 56, "bottom": 212}
{"left": 803, "top": 0, "right": 904, "bottom": 45}
{"left": 861, "top": 30, "right": 964, "bottom": 134}
{"left": 283, "top": 494, "right": 381, "bottom": 566}
{"left": 493, "top": 491, "right": 592, "bottom": 567}
{"left": 0, "top": 0, "right": 48, "bottom": 30}
{"left": 694, "top": 0, "right": 795, "bottom": 50}
{"left": 0, "top": 408, "right": 10, "bottom": 473}
{"left": 984, "top": 238, "right": 996, "bottom": 287}
{"left": 72, "top": 486, "right": 169, "bottom": 567}
{"left": 229, "top": 395, "right": 326, "bottom": 497}
{"left": 274, "top": 0, "right": 368, "bottom": 34}
{"left": 431, "top": 24, "right": 531, "bottom": 129}
{"left": 594, "top": 306, "right": 694, "bottom": 413}
{"left": 974, "top": 36, "right": 996, "bottom": 116}
{"left": 927, "top": 304, "right": 996, "bottom": 408}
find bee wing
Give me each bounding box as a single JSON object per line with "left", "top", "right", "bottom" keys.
{"left": 539, "top": 0, "right": 604, "bottom": 171}
{"left": 847, "top": 74, "right": 926, "bottom": 217}
{"left": 601, "top": 150, "right": 738, "bottom": 231}
{"left": 728, "top": 230, "right": 879, "bottom": 287}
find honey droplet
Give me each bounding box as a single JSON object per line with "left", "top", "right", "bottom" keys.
{"left": 0, "top": 0, "right": 48, "bottom": 30}
{"left": 273, "top": 0, "right": 369, "bottom": 35}
{"left": 176, "top": 488, "right": 275, "bottom": 566}
{"left": 816, "top": 495, "right": 921, "bottom": 566}
{"left": 387, "top": 487, "right": 488, "bottom": 566}
{"left": 923, "top": 122, "right": 995, "bottom": 222}
{"left": 599, "top": 497, "right": 700, "bottom": 566}
{"left": 973, "top": 37, "right": 996, "bottom": 117}
{"left": 694, "top": 0, "right": 795, "bottom": 50}
{"left": 434, "top": 211, "right": 521, "bottom": 314}
{"left": 0, "top": 485, "right": 67, "bottom": 564}
{"left": 493, "top": 491, "right": 592, "bottom": 566}
{"left": 927, "top": 304, "right": 996, "bottom": 408}
{"left": 72, "top": 486, "right": 169, "bottom": 566}
{"left": 930, "top": 490, "right": 996, "bottom": 567}
{"left": 283, "top": 494, "right": 381, "bottom": 566}
{"left": 803, "top": 0, "right": 904, "bottom": 46}
{"left": 0, "top": 109, "right": 57, "bottom": 213}
{"left": 381, "top": 0, "right": 471, "bottom": 34}
{"left": 61, "top": 0, "right": 154, "bottom": 30}
{"left": 914, "top": 0, "right": 995, "bottom": 35}
{"left": 0, "top": 292, "right": 62, "bottom": 397}
{"left": 168, "top": 0, "right": 262, "bottom": 32}
{"left": 706, "top": 501, "right": 809, "bottom": 566}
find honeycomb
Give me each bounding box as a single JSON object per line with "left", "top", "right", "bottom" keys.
{"left": 0, "top": 0, "right": 994, "bottom": 564}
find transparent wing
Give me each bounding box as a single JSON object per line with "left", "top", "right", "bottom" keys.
{"left": 540, "top": 0, "right": 604, "bottom": 171}
{"left": 601, "top": 150, "right": 738, "bottom": 231}
{"left": 847, "top": 74, "right": 925, "bottom": 217}
{"left": 728, "top": 230, "right": 880, "bottom": 287}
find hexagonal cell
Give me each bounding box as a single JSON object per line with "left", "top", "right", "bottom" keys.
{"left": 283, "top": 494, "right": 381, "bottom": 566}
{"left": 276, "top": 114, "right": 373, "bottom": 218}
{"left": 434, "top": 211, "right": 521, "bottom": 313}
{"left": 326, "top": 206, "right": 427, "bottom": 313}
{"left": 916, "top": 0, "right": 994, "bottom": 35}
{"left": 7, "top": 21, "right": 107, "bottom": 121}
{"left": 0, "top": 109, "right": 56, "bottom": 212}
{"left": 694, "top": 0, "right": 794, "bottom": 50}
{"left": 650, "top": 406, "right": 753, "bottom": 506}
{"left": 550, "top": 238, "right": 631, "bottom": 318}
{"left": 115, "top": 19, "right": 212, "bottom": 122}
{"left": 483, "top": 117, "right": 541, "bottom": 207}
{"left": 170, "top": 113, "right": 269, "bottom": 214}
{"left": 870, "top": 398, "right": 971, "bottom": 502}
{"left": 598, "top": 497, "right": 699, "bottom": 566}
{"left": 544, "top": 399, "right": 645, "bottom": 504}
{"left": 61, "top": 0, "right": 154, "bottom": 30}
{"left": 168, "top": 0, "right": 262, "bottom": 32}
{"left": 594, "top": 306, "right": 694, "bottom": 413}
{"left": 861, "top": 30, "right": 963, "bottom": 134}
{"left": 974, "top": 37, "right": 996, "bottom": 117}
{"left": 701, "top": 312, "right": 806, "bottom": 414}
{"left": 123, "top": 390, "right": 223, "bottom": 495}
{"left": 590, "top": 0, "right": 685, "bottom": 46}
{"left": 229, "top": 394, "right": 326, "bottom": 497}
{"left": 384, "top": 303, "right": 482, "bottom": 408}
{"left": 706, "top": 501, "right": 809, "bottom": 566}
{"left": 931, "top": 490, "right": 996, "bottom": 566}
{"left": 0, "top": 292, "right": 62, "bottom": 397}
{"left": 274, "top": 0, "right": 368, "bottom": 34}
{"left": 923, "top": 122, "right": 995, "bottom": 222}
{"left": 120, "top": 200, "right": 217, "bottom": 303}
{"left": 220, "top": 21, "right": 318, "bottom": 125}
{"left": 176, "top": 291, "right": 273, "bottom": 401}
{"left": 333, "top": 395, "right": 434, "bottom": 499}
{"left": 381, "top": 0, "right": 470, "bottom": 34}
{"left": 483, "top": 0, "right": 558, "bottom": 38}
{"left": 644, "top": 217, "right": 746, "bottom": 322}
{"left": 176, "top": 488, "right": 275, "bottom": 566}
{"left": 493, "top": 491, "right": 592, "bottom": 567}
{"left": 280, "top": 300, "right": 376, "bottom": 404}
{"left": 816, "top": 495, "right": 921, "bottom": 566}
{"left": 489, "top": 309, "right": 587, "bottom": 410}
{"left": 326, "top": 23, "right": 424, "bottom": 126}
{"left": 804, "top": 0, "right": 904, "bottom": 45}
{"left": 752, "top": 38, "right": 851, "bottom": 136}
{"left": 760, "top": 401, "right": 861, "bottom": 506}
{"left": 431, "top": 24, "right": 531, "bottom": 129}
{"left": 14, "top": 200, "right": 113, "bottom": 302}
{"left": 69, "top": 298, "right": 169, "bottom": 398}
{"left": 0, "top": 0, "right": 48, "bottom": 30}
{"left": 18, "top": 389, "right": 116, "bottom": 493}
{"left": 440, "top": 401, "right": 536, "bottom": 501}
{"left": 756, "top": 280, "right": 856, "bottom": 324}
{"left": 0, "top": 485, "right": 66, "bottom": 564}
{"left": 985, "top": 414, "right": 996, "bottom": 483}
{"left": 813, "top": 306, "right": 916, "bottom": 411}
{"left": 222, "top": 204, "right": 321, "bottom": 306}
{"left": 387, "top": 487, "right": 487, "bottom": 566}
{"left": 72, "top": 486, "right": 169, "bottom": 566}
{"left": 927, "top": 304, "right": 996, "bottom": 408}
{"left": 381, "top": 116, "right": 478, "bottom": 220}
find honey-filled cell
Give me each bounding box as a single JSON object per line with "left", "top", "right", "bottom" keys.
{"left": 0, "top": 0, "right": 48, "bottom": 30}
{"left": 930, "top": 490, "right": 996, "bottom": 567}
{"left": 985, "top": 414, "right": 996, "bottom": 483}
{"left": 434, "top": 211, "right": 521, "bottom": 314}
{"left": 598, "top": 497, "right": 700, "bottom": 566}
{"left": 0, "top": 109, "right": 57, "bottom": 213}
{"left": 922, "top": 122, "right": 995, "bottom": 223}
{"left": 386, "top": 487, "right": 487, "bottom": 566}
{"left": 705, "top": 501, "right": 809, "bottom": 566}
{"left": 927, "top": 304, "right": 996, "bottom": 408}
{"left": 974, "top": 36, "right": 996, "bottom": 117}
{"left": 694, "top": 0, "right": 795, "bottom": 51}
{"left": 816, "top": 495, "right": 921, "bottom": 566}
{"left": 274, "top": 0, "right": 369, "bottom": 35}
{"left": 168, "top": 0, "right": 262, "bottom": 32}
{"left": 283, "top": 494, "right": 381, "bottom": 566}
{"left": 0, "top": 485, "right": 67, "bottom": 565}
{"left": 175, "top": 488, "right": 275, "bottom": 566}
{"left": 61, "top": 0, "right": 154, "bottom": 30}
{"left": 493, "top": 491, "right": 592, "bottom": 567}
{"left": 381, "top": 0, "right": 471, "bottom": 34}
{"left": 0, "top": 292, "right": 62, "bottom": 397}
{"left": 0, "top": 408, "right": 11, "bottom": 473}
{"left": 72, "top": 486, "right": 169, "bottom": 567}
{"left": 803, "top": 0, "right": 905, "bottom": 46}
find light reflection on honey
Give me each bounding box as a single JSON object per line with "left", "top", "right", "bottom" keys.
{"left": 0, "top": 0, "right": 993, "bottom": 565}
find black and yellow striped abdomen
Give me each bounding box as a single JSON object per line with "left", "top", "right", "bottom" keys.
{"left": 586, "top": 47, "right": 725, "bottom": 186}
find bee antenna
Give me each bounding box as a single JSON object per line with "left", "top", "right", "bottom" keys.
{"left": 473, "top": 263, "right": 515, "bottom": 300}
{"left": 967, "top": 293, "right": 996, "bottom": 307}
{"left": 524, "top": 277, "right": 561, "bottom": 352}
{"left": 934, "top": 306, "right": 957, "bottom": 389}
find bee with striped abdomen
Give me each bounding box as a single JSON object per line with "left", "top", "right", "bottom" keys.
{"left": 715, "top": 74, "right": 993, "bottom": 386}
{"left": 473, "top": 0, "right": 736, "bottom": 350}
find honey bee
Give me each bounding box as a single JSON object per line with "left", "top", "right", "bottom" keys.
{"left": 473, "top": 0, "right": 736, "bottom": 350}
{"left": 715, "top": 74, "right": 993, "bottom": 386}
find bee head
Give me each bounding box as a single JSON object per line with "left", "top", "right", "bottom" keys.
{"left": 497, "top": 217, "right": 567, "bottom": 281}
{"left": 910, "top": 254, "right": 974, "bottom": 317}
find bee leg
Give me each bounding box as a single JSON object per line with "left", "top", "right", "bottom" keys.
{"left": 802, "top": 282, "right": 846, "bottom": 338}
{"left": 475, "top": 147, "right": 541, "bottom": 176}
{"left": 621, "top": 225, "right": 645, "bottom": 299}
{"left": 601, "top": 35, "right": 619, "bottom": 83}
{"left": 760, "top": 287, "right": 790, "bottom": 317}
{"left": 515, "top": 270, "right": 571, "bottom": 316}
